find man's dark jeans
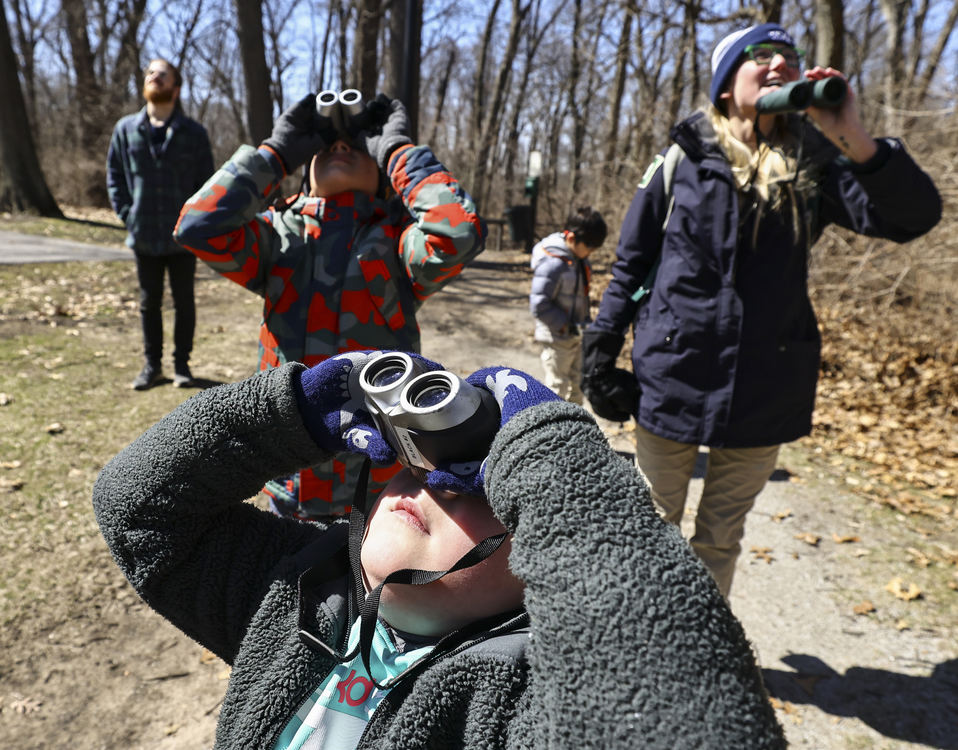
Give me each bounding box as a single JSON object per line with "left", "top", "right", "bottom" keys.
{"left": 134, "top": 252, "right": 197, "bottom": 368}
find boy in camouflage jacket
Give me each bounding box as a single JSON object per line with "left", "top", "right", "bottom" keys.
{"left": 175, "top": 94, "right": 486, "bottom": 519}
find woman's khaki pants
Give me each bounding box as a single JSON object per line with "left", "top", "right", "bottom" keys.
{"left": 634, "top": 424, "right": 780, "bottom": 596}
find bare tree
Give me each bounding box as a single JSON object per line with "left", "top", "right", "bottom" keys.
{"left": 565, "top": 0, "right": 584, "bottom": 193}
{"left": 815, "top": 0, "right": 846, "bottom": 69}
{"left": 471, "top": 0, "right": 504, "bottom": 157}
{"left": 602, "top": 1, "right": 633, "bottom": 174}
{"left": 668, "top": 1, "right": 701, "bottom": 132}
{"left": 234, "top": 0, "right": 273, "bottom": 143}
{"left": 9, "top": 0, "right": 55, "bottom": 124}
{"left": 425, "top": 40, "right": 455, "bottom": 145}
{"left": 501, "top": 0, "right": 567, "bottom": 206}
{"left": 353, "top": 0, "right": 382, "bottom": 96}
{"left": 61, "top": 0, "right": 102, "bottom": 150}
{"left": 335, "top": 0, "right": 352, "bottom": 85}
{"left": 0, "top": 0, "right": 61, "bottom": 215}
{"left": 910, "top": 0, "right": 958, "bottom": 106}
{"left": 472, "top": 0, "right": 531, "bottom": 207}
{"left": 263, "top": 0, "right": 303, "bottom": 112}
{"left": 877, "top": 0, "right": 908, "bottom": 130}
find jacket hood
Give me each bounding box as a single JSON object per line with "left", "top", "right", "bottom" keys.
{"left": 530, "top": 232, "right": 574, "bottom": 270}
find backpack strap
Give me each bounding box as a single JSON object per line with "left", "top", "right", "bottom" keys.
{"left": 630, "top": 143, "right": 685, "bottom": 303}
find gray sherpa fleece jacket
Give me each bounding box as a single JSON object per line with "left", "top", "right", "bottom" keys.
{"left": 93, "top": 363, "right": 785, "bottom": 749}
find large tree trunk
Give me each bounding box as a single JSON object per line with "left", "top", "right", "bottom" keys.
{"left": 384, "top": 0, "right": 421, "bottom": 140}
{"left": 61, "top": 0, "right": 102, "bottom": 152}
{"left": 0, "top": 0, "right": 61, "bottom": 215}
{"left": 353, "top": 0, "right": 381, "bottom": 96}
{"left": 234, "top": 0, "right": 273, "bottom": 144}
{"left": 815, "top": 0, "right": 846, "bottom": 69}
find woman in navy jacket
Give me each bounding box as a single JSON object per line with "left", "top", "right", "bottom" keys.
{"left": 582, "top": 23, "right": 941, "bottom": 596}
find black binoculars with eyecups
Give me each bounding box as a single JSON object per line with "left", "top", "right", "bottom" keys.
{"left": 316, "top": 89, "right": 383, "bottom": 141}
{"left": 359, "top": 353, "right": 501, "bottom": 481}
{"left": 755, "top": 76, "right": 847, "bottom": 114}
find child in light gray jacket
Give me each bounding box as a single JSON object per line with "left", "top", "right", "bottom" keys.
{"left": 529, "top": 206, "right": 606, "bottom": 403}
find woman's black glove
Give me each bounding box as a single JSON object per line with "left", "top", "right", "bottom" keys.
{"left": 363, "top": 97, "right": 413, "bottom": 171}
{"left": 581, "top": 327, "right": 638, "bottom": 422}
{"left": 261, "top": 94, "right": 333, "bottom": 174}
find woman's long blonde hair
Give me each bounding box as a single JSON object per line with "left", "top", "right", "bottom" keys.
{"left": 707, "top": 104, "right": 810, "bottom": 243}
{"left": 706, "top": 104, "right": 798, "bottom": 206}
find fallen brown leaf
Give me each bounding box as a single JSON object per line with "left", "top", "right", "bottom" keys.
{"left": 795, "top": 532, "right": 821, "bottom": 546}
{"left": 9, "top": 695, "right": 42, "bottom": 714}
{"left": 906, "top": 548, "right": 932, "bottom": 568}
{"left": 885, "top": 577, "right": 922, "bottom": 601}
{"left": 832, "top": 533, "right": 861, "bottom": 544}
{"left": 853, "top": 600, "right": 876, "bottom": 615}
{"left": 773, "top": 509, "right": 793, "bottom": 522}
{"left": 750, "top": 546, "right": 774, "bottom": 563}
{"left": 199, "top": 648, "right": 218, "bottom": 665}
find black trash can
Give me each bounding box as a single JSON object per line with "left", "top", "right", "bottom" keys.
{"left": 504, "top": 205, "right": 534, "bottom": 246}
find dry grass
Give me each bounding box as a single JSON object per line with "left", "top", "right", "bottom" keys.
{"left": 0, "top": 257, "right": 260, "bottom": 629}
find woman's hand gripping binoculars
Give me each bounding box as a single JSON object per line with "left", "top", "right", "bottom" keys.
{"left": 755, "top": 75, "right": 847, "bottom": 114}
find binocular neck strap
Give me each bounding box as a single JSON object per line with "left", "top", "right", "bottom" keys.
{"left": 343, "top": 458, "right": 507, "bottom": 689}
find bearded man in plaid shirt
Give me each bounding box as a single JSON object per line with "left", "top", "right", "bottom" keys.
{"left": 107, "top": 58, "right": 214, "bottom": 390}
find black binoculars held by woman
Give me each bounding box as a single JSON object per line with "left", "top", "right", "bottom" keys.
{"left": 755, "top": 76, "right": 847, "bottom": 114}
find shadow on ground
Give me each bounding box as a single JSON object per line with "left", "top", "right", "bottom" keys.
{"left": 135, "top": 377, "right": 227, "bottom": 391}
{"left": 763, "top": 654, "right": 958, "bottom": 748}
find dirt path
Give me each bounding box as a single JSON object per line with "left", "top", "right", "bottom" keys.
{"left": 2, "top": 248, "right": 955, "bottom": 748}
{"left": 424, "top": 251, "right": 958, "bottom": 750}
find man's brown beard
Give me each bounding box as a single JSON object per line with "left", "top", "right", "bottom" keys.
{"left": 143, "top": 85, "right": 175, "bottom": 104}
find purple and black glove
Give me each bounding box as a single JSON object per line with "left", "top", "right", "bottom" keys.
{"left": 424, "top": 366, "right": 561, "bottom": 497}
{"left": 294, "top": 350, "right": 441, "bottom": 464}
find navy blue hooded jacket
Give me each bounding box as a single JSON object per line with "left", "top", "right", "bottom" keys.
{"left": 591, "top": 111, "right": 940, "bottom": 447}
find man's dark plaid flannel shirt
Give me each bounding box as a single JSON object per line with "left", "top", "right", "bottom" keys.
{"left": 107, "top": 107, "right": 213, "bottom": 256}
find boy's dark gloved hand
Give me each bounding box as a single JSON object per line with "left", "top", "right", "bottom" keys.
{"left": 295, "top": 351, "right": 439, "bottom": 464}
{"left": 424, "top": 367, "right": 561, "bottom": 497}
{"left": 363, "top": 97, "right": 413, "bottom": 171}
{"left": 261, "top": 93, "right": 333, "bottom": 174}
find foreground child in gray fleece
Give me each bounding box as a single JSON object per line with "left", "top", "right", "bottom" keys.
{"left": 93, "top": 350, "right": 785, "bottom": 749}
